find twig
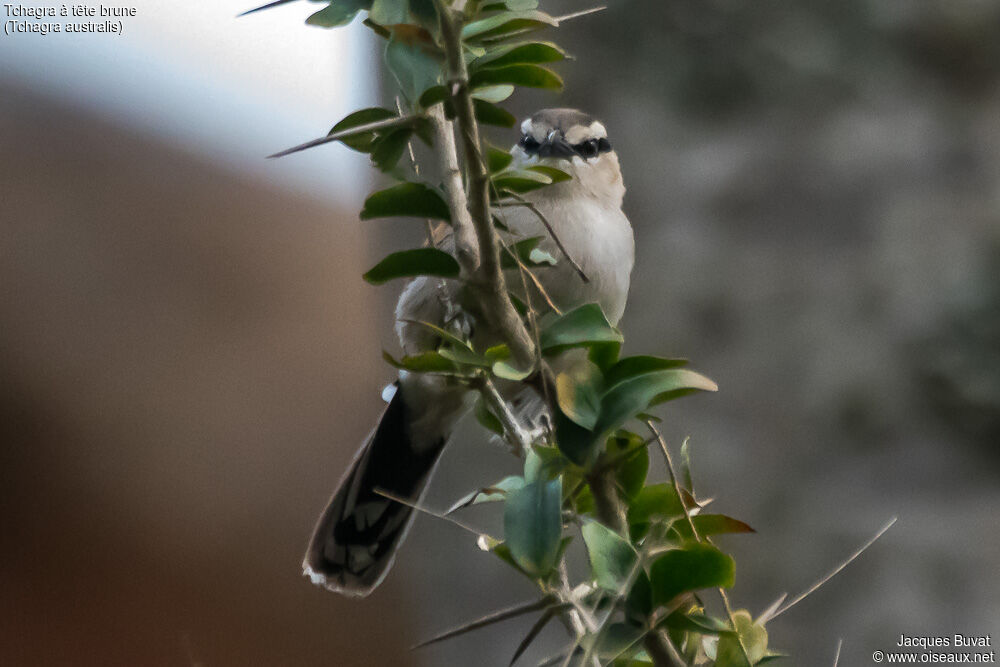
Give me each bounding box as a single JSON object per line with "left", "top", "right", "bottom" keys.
{"left": 770, "top": 517, "right": 898, "bottom": 620}
{"left": 476, "top": 373, "right": 533, "bottom": 456}
{"left": 646, "top": 422, "right": 699, "bottom": 541}
{"left": 509, "top": 607, "right": 557, "bottom": 666}
{"left": 412, "top": 597, "right": 565, "bottom": 649}
{"left": 428, "top": 105, "right": 481, "bottom": 271}
{"left": 498, "top": 235, "right": 563, "bottom": 314}
{"left": 507, "top": 193, "right": 589, "bottom": 283}
{"left": 833, "top": 638, "right": 843, "bottom": 667}
{"left": 647, "top": 420, "right": 748, "bottom": 666}
{"left": 554, "top": 562, "right": 601, "bottom": 667}
{"left": 267, "top": 114, "right": 423, "bottom": 158}
{"left": 372, "top": 488, "right": 483, "bottom": 537}
{"left": 756, "top": 592, "right": 787, "bottom": 625}
{"left": 237, "top": 0, "right": 297, "bottom": 17}
{"left": 554, "top": 6, "right": 606, "bottom": 23}
{"left": 491, "top": 201, "right": 557, "bottom": 418}
{"left": 477, "top": 7, "right": 607, "bottom": 46}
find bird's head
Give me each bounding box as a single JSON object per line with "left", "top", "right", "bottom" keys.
{"left": 511, "top": 108, "right": 624, "bottom": 205}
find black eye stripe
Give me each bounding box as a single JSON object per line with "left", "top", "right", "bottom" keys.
{"left": 518, "top": 135, "right": 612, "bottom": 158}
{"left": 519, "top": 135, "right": 541, "bottom": 153}
{"left": 572, "top": 138, "right": 612, "bottom": 158}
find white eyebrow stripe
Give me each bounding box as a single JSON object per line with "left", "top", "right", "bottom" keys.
{"left": 564, "top": 121, "right": 607, "bottom": 145}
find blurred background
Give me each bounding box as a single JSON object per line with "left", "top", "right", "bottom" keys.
{"left": 1, "top": 0, "right": 997, "bottom": 665}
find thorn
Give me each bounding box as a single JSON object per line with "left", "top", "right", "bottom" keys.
{"left": 772, "top": 516, "right": 898, "bottom": 620}
{"left": 238, "top": 0, "right": 298, "bottom": 18}
{"left": 411, "top": 597, "right": 564, "bottom": 650}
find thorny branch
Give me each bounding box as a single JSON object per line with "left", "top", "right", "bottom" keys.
{"left": 435, "top": 0, "right": 537, "bottom": 369}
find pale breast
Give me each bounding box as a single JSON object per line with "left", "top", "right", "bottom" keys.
{"left": 498, "top": 195, "right": 634, "bottom": 324}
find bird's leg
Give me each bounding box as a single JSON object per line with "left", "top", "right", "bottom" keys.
{"left": 436, "top": 278, "right": 475, "bottom": 341}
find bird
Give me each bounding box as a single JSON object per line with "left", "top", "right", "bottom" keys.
{"left": 302, "top": 108, "right": 635, "bottom": 596}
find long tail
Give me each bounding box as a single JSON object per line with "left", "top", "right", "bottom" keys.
{"left": 302, "top": 381, "right": 458, "bottom": 596}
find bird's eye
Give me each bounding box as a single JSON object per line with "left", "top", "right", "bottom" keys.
{"left": 575, "top": 139, "right": 599, "bottom": 159}
{"left": 519, "top": 135, "right": 540, "bottom": 152}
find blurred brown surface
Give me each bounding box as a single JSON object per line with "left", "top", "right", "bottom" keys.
{"left": 0, "top": 82, "right": 418, "bottom": 666}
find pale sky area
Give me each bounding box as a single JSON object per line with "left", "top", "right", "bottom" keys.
{"left": 0, "top": 0, "right": 375, "bottom": 204}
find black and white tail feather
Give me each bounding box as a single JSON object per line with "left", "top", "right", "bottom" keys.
{"left": 302, "top": 382, "right": 453, "bottom": 596}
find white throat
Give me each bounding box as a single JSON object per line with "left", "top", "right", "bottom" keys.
{"left": 511, "top": 147, "right": 626, "bottom": 208}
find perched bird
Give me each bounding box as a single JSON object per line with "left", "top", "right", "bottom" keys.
{"left": 303, "top": 108, "right": 635, "bottom": 596}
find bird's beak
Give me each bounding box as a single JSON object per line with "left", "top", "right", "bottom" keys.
{"left": 537, "top": 133, "right": 575, "bottom": 159}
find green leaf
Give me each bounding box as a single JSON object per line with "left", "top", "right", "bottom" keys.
{"left": 588, "top": 341, "right": 621, "bottom": 372}
{"left": 593, "top": 622, "right": 646, "bottom": 661}
{"left": 594, "top": 369, "right": 718, "bottom": 438}
{"left": 447, "top": 475, "right": 525, "bottom": 513}
{"left": 403, "top": 318, "right": 474, "bottom": 352}
{"left": 529, "top": 246, "right": 557, "bottom": 266}
{"left": 493, "top": 168, "right": 554, "bottom": 194}
{"left": 408, "top": 0, "right": 436, "bottom": 27}
{"left": 554, "top": 410, "right": 600, "bottom": 466}
{"left": 540, "top": 303, "right": 624, "bottom": 355}
{"left": 680, "top": 437, "right": 694, "bottom": 495}
{"left": 625, "top": 570, "right": 653, "bottom": 619}
{"left": 627, "top": 484, "right": 686, "bottom": 541}
{"left": 608, "top": 431, "right": 649, "bottom": 499}
{"left": 505, "top": 0, "right": 538, "bottom": 9}
{"left": 715, "top": 610, "right": 769, "bottom": 667}
{"left": 503, "top": 478, "right": 563, "bottom": 577}
{"left": 474, "top": 41, "right": 564, "bottom": 69}
{"left": 484, "top": 344, "right": 510, "bottom": 363}
{"left": 417, "top": 84, "right": 448, "bottom": 109}
{"left": 370, "top": 127, "right": 413, "bottom": 171}
{"left": 328, "top": 107, "right": 398, "bottom": 153}
{"left": 492, "top": 359, "right": 532, "bottom": 381}
{"left": 363, "top": 248, "right": 459, "bottom": 284}
{"left": 360, "top": 182, "right": 451, "bottom": 221}
{"left": 382, "top": 350, "right": 457, "bottom": 373}
{"left": 385, "top": 37, "right": 442, "bottom": 104}
{"left": 493, "top": 178, "right": 551, "bottom": 195}
{"left": 648, "top": 544, "right": 735, "bottom": 608}
{"left": 524, "top": 445, "right": 566, "bottom": 482}
{"left": 555, "top": 361, "right": 603, "bottom": 430}
{"left": 474, "top": 396, "right": 504, "bottom": 436}
{"left": 306, "top": 0, "right": 371, "bottom": 27}
{"left": 582, "top": 521, "right": 637, "bottom": 591}
{"left": 477, "top": 535, "right": 531, "bottom": 577}
{"left": 474, "top": 99, "right": 517, "bottom": 127}
{"left": 412, "top": 116, "right": 434, "bottom": 147}
{"left": 672, "top": 514, "right": 756, "bottom": 540}
{"left": 487, "top": 145, "right": 514, "bottom": 173}
{"left": 500, "top": 236, "right": 556, "bottom": 269}
{"left": 661, "top": 610, "right": 730, "bottom": 635}
{"left": 368, "top": 0, "right": 408, "bottom": 25}
{"left": 574, "top": 483, "right": 594, "bottom": 515}
{"left": 604, "top": 355, "right": 690, "bottom": 389}
{"left": 469, "top": 64, "right": 563, "bottom": 90}
{"left": 471, "top": 84, "right": 515, "bottom": 103}
{"left": 438, "top": 344, "right": 488, "bottom": 367}
{"left": 461, "top": 10, "right": 557, "bottom": 41}
{"left": 527, "top": 165, "right": 571, "bottom": 183}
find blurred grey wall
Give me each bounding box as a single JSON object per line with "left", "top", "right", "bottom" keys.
{"left": 502, "top": 0, "right": 1000, "bottom": 663}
